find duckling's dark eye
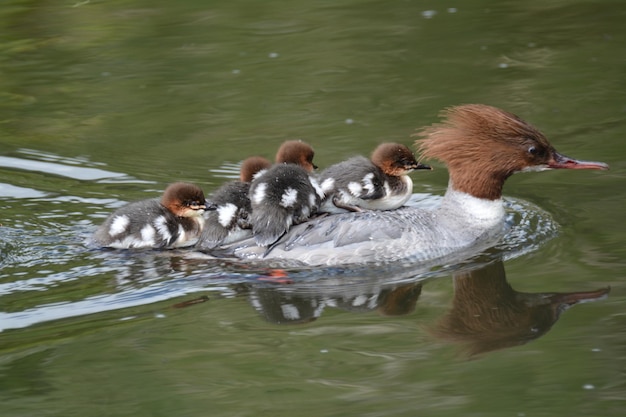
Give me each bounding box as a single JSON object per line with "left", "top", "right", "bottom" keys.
{"left": 528, "top": 146, "right": 538, "bottom": 155}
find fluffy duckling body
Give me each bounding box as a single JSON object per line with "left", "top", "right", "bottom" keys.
{"left": 249, "top": 140, "right": 323, "bottom": 246}
{"left": 320, "top": 143, "right": 430, "bottom": 213}
{"left": 92, "top": 182, "right": 207, "bottom": 249}
{"left": 198, "top": 156, "right": 272, "bottom": 249}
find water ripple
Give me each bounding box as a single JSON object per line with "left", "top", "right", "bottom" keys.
{"left": 0, "top": 192, "right": 560, "bottom": 332}
{"left": 0, "top": 155, "right": 127, "bottom": 181}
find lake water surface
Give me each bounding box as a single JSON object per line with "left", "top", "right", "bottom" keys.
{"left": 1, "top": 1, "right": 625, "bottom": 416}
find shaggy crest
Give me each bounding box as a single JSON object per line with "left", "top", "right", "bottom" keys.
{"left": 414, "top": 104, "right": 555, "bottom": 199}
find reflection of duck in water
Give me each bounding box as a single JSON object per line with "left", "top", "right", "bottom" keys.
{"left": 429, "top": 261, "right": 610, "bottom": 356}
{"left": 230, "top": 260, "right": 607, "bottom": 357}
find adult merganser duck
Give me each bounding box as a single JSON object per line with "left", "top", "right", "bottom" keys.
{"left": 249, "top": 140, "right": 324, "bottom": 246}
{"left": 216, "top": 104, "right": 608, "bottom": 266}
{"left": 198, "top": 156, "right": 272, "bottom": 249}
{"left": 320, "top": 142, "right": 431, "bottom": 213}
{"left": 92, "top": 182, "right": 207, "bottom": 249}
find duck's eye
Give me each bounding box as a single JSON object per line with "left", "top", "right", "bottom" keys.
{"left": 528, "top": 146, "right": 538, "bottom": 155}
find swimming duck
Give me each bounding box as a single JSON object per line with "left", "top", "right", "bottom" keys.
{"left": 218, "top": 104, "right": 608, "bottom": 265}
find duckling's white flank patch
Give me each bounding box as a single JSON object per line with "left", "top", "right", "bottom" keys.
{"left": 321, "top": 177, "right": 335, "bottom": 193}
{"left": 109, "top": 215, "right": 130, "bottom": 236}
{"left": 383, "top": 181, "right": 391, "bottom": 196}
{"left": 362, "top": 173, "right": 376, "bottom": 195}
{"left": 110, "top": 235, "right": 139, "bottom": 249}
{"left": 310, "top": 177, "right": 325, "bottom": 199}
{"left": 252, "top": 182, "right": 268, "bottom": 205}
{"left": 308, "top": 193, "right": 317, "bottom": 207}
{"left": 140, "top": 225, "right": 156, "bottom": 245}
{"left": 348, "top": 181, "right": 363, "bottom": 197}
{"left": 301, "top": 205, "right": 311, "bottom": 219}
{"left": 252, "top": 169, "right": 268, "bottom": 181}
{"left": 173, "top": 224, "right": 187, "bottom": 247}
{"left": 217, "top": 203, "right": 237, "bottom": 227}
{"left": 280, "top": 187, "right": 298, "bottom": 208}
{"left": 154, "top": 215, "right": 172, "bottom": 241}
{"left": 402, "top": 175, "right": 413, "bottom": 192}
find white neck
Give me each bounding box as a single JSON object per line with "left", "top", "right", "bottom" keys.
{"left": 438, "top": 182, "right": 506, "bottom": 227}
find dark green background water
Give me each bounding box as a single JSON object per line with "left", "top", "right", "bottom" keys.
{"left": 1, "top": 0, "right": 625, "bottom": 416}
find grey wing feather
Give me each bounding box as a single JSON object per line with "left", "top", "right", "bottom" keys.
{"left": 276, "top": 210, "right": 404, "bottom": 252}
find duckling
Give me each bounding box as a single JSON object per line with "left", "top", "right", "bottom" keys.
{"left": 198, "top": 156, "right": 272, "bottom": 249}
{"left": 319, "top": 142, "right": 430, "bottom": 213}
{"left": 91, "top": 182, "right": 206, "bottom": 249}
{"left": 249, "top": 140, "right": 324, "bottom": 246}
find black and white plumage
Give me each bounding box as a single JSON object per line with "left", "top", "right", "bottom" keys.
{"left": 204, "top": 105, "right": 608, "bottom": 267}
{"left": 199, "top": 139, "right": 320, "bottom": 249}
{"left": 198, "top": 136, "right": 318, "bottom": 250}
{"left": 249, "top": 163, "right": 324, "bottom": 247}
{"left": 198, "top": 156, "right": 272, "bottom": 250}
{"left": 91, "top": 182, "right": 207, "bottom": 249}
{"left": 319, "top": 143, "right": 430, "bottom": 213}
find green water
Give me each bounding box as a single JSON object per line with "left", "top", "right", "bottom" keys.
{"left": 1, "top": 0, "right": 625, "bottom": 416}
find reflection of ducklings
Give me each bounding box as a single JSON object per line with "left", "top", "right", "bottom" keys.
{"left": 321, "top": 282, "right": 422, "bottom": 316}
{"left": 429, "top": 261, "right": 610, "bottom": 356}
{"left": 92, "top": 182, "right": 207, "bottom": 249}
{"left": 246, "top": 279, "right": 423, "bottom": 325}
{"left": 248, "top": 287, "right": 325, "bottom": 325}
